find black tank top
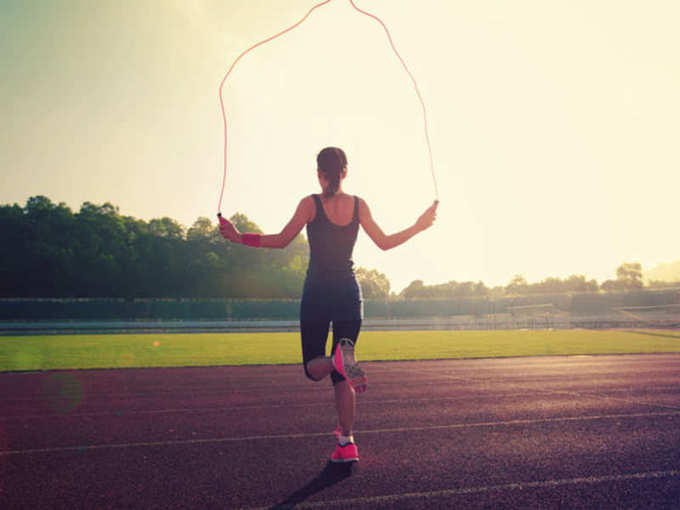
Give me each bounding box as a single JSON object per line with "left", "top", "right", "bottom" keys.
{"left": 306, "top": 194, "right": 360, "bottom": 278}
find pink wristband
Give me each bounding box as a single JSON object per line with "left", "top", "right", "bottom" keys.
{"left": 241, "top": 233, "right": 262, "bottom": 248}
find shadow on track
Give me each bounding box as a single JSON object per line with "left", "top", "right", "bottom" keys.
{"left": 268, "top": 461, "right": 358, "bottom": 509}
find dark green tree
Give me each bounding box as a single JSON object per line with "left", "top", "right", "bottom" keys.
{"left": 616, "top": 262, "right": 643, "bottom": 290}
{"left": 0, "top": 197, "right": 310, "bottom": 299}
{"left": 505, "top": 274, "right": 528, "bottom": 295}
{"left": 355, "top": 267, "right": 391, "bottom": 299}
{"left": 401, "top": 280, "right": 426, "bottom": 299}
{"left": 602, "top": 262, "right": 643, "bottom": 292}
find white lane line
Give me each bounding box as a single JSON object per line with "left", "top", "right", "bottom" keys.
{"left": 4, "top": 383, "right": 679, "bottom": 421}
{"left": 584, "top": 391, "right": 680, "bottom": 411}
{"left": 3, "top": 381, "right": 679, "bottom": 420}
{"left": 242, "top": 470, "right": 680, "bottom": 510}
{"left": 425, "top": 372, "right": 680, "bottom": 411}
{"left": 0, "top": 391, "right": 539, "bottom": 420}
{"left": 536, "top": 387, "right": 680, "bottom": 412}
{"left": 2, "top": 410, "right": 680, "bottom": 457}
{"left": 0, "top": 385, "right": 328, "bottom": 401}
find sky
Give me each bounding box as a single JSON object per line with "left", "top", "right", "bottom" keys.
{"left": 2, "top": 0, "right": 679, "bottom": 293}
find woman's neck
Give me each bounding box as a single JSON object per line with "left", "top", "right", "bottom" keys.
{"left": 321, "top": 189, "right": 344, "bottom": 198}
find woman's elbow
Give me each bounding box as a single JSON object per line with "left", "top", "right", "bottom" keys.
{"left": 376, "top": 239, "right": 391, "bottom": 251}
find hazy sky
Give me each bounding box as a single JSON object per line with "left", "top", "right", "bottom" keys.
{"left": 2, "top": 0, "right": 679, "bottom": 293}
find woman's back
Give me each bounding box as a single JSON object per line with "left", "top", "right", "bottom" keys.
{"left": 306, "top": 193, "right": 359, "bottom": 278}
{"left": 313, "top": 193, "right": 356, "bottom": 226}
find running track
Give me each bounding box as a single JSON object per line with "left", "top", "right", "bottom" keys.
{"left": 1, "top": 354, "right": 679, "bottom": 509}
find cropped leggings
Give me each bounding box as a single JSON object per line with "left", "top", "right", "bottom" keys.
{"left": 299, "top": 273, "right": 363, "bottom": 385}
{"left": 300, "top": 320, "right": 362, "bottom": 385}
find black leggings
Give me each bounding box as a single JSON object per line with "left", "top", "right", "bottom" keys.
{"left": 300, "top": 319, "right": 362, "bottom": 385}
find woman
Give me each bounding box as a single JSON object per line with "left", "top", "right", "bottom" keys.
{"left": 219, "top": 147, "right": 437, "bottom": 463}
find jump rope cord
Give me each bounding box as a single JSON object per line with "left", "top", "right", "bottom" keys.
{"left": 347, "top": 0, "right": 439, "bottom": 203}
{"left": 217, "top": 0, "right": 438, "bottom": 215}
{"left": 217, "top": 0, "right": 332, "bottom": 215}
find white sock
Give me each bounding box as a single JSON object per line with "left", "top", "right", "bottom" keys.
{"left": 338, "top": 434, "right": 354, "bottom": 445}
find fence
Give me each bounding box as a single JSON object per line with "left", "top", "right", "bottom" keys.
{"left": 1, "top": 289, "right": 678, "bottom": 325}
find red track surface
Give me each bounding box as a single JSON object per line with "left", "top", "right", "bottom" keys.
{"left": 2, "top": 354, "right": 680, "bottom": 509}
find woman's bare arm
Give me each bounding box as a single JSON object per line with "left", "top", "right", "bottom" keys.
{"left": 260, "top": 196, "right": 313, "bottom": 248}
{"left": 219, "top": 196, "right": 313, "bottom": 249}
{"left": 359, "top": 199, "right": 438, "bottom": 251}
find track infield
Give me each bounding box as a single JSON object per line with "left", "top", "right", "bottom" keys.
{"left": 1, "top": 328, "right": 680, "bottom": 372}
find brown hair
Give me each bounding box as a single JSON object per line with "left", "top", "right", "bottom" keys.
{"left": 316, "top": 147, "right": 347, "bottom": 198}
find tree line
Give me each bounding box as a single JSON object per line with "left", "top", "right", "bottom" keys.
{"left": 0, "top": 196, "right": 308, "bottom": 298}
{"left": 1, "top": 196, "right": 676, "bottom": 300}
{"left": 397, "top": 262, "right": 678, "bottom": 300}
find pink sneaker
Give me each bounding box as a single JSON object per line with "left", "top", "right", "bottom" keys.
{"left": 330, "top": 442, "right": 359, "bottom": 463}
{"left": 331, "top": 339, "right": 367, "bottom": 393}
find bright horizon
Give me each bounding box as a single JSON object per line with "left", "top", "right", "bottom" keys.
{"left": 2, "top": 0, "right": 679, "bottom": 293}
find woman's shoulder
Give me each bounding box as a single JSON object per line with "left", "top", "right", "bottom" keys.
{"left": 301, "top": 194, "right": 320, "bottom": 205}
{"left": 298, "top": 195, "right": 317, "bottom": 223}
{"left": 338, "top": 193, "right": 361, "bottom": 210}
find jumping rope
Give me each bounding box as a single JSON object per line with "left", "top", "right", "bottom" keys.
{"left": 217, "top": 0, "right": 439, "bottom": 218}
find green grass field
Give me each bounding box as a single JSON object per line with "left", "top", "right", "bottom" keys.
{"left": 1, "top": 329, "right": 679, "bottom": 372}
